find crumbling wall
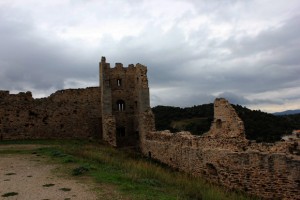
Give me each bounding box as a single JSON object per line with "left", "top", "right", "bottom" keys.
{"left": 207, "top": 98, "right": 246, "bottom": 139}
{"left": 141, "top": 98, "right": 300, "bottom": 200}
{"left": 102, "top": 115, "right": 117, "bottom": 146}
{"left": 0, "top": 87, "right": 101, "bottom": 140}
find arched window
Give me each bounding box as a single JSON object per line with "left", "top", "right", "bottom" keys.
{"left": 117, "top": 79, "right": 122, "bottom": 86}
{"left": 117, "top": 127, "right": 126, "bottom": 137}
{"left": 134, "top": 101, "right": 138, "bottom": 109}
{"left": 117, "top": 100, "right": 125, "bottom": 111}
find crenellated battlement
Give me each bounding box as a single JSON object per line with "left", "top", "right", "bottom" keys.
{"left": 100, "top": 57, "right": 153, "bottom": 147}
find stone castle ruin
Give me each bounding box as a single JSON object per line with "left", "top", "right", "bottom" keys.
{"left": 100, "top": 57, "right": 152, "bottom": 147}
{"left": 0, "top": 57, "right": 299, "bottom": 199}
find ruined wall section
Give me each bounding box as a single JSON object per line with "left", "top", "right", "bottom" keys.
{"left": 100, "top": 57, "right": 116, "bottom": 146}
{"left": 141, "top": 98, "right": 300, "bottom": 200}
{"left": 135, "top": 63, "right": 155, "bottom": 146}
{"left": 0, "top": 87, "right": 101, "bottom": 140}
{"left": 207, "top": 98, "right": 246, "bottom": 139}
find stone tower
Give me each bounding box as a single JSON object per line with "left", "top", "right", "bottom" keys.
{"left": 99, "top": 57, "right": 153, "bottom": 147}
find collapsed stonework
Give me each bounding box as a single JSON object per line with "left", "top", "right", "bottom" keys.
{"left": 140, "top": 98, "right": 300, "bottom": 200}
{"left": 0, "top": 57, "right": 299, "bottom": 199}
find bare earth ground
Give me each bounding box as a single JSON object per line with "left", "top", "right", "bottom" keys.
{"left": 0, "top": 144, "right": 99, "bottom": 200}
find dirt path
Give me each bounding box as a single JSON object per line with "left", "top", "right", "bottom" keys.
{"left": 0, "top": 145, "right": 98, "bottom": 200}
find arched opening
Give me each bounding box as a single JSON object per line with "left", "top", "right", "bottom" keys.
{"left": 216, "top": 119, "right": 222, "bottom": 129}
{"left": 206, "top": 163, "right": 218, "bottom": 176}
{"left": 117, "top": 79, "right": 122, "bottom": 86}
{"left": 116, "top": 100, "right": 125, "bottom": 111}
{"left": 135, "top": 131, "right": 139, "bottom": 139}
{"left": 116, "top": 127, "right": 126, "bottom": 137}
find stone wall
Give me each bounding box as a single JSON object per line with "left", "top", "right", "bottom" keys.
{"left": 100, "top": 57, "right": 153, "bottom": 147}
{"left": 141, "top": 98, "right": 300, "bottom": 200}
{"left": 0, "top": 87, "right": 102, "bottom": 140}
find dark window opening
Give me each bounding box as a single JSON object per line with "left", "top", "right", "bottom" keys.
{"left": 117, "top": 79, "right": 122, "bottom": 86}
{"left": 206, "top": 163, "right": 218, "bottom": 176}
{"left": 29, "top": 110, "right": 38, "bottom": 117}
{"left": 117, "top": 100, "right": 125, "bottom": 111}
{"left": 117, "top": 127, "right": 126, "bottom": 137}
{"left": 135, "top": 101, "right": 138, "bottom": 109}
{"left": 42, "top": 116, "right": 48, "bottom": 122}
{"left": 148, "top": 151, "right": 152, "bottom": 158}
{"left": 216, "top": 119, "right": 222, "bottom": 129}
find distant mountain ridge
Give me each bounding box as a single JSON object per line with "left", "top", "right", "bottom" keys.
{"left": 273, "top": 109, "right": 300, "bottom": 116}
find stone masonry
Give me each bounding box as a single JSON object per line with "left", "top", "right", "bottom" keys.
{"left": 100, "top": 57, "right": 152, "bottom": 147}
{"left": 140, "top": 98, "right": 300, "bottom": 200}
{"left": 0, "top": 58, "right": 299, "bottom": 199}
{"left": 0, "top": 87, "right": 101, "bottom": 140}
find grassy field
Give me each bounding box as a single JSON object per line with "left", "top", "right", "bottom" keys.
{"left": 0, "top": 140, "right": 259, "bottom": 200}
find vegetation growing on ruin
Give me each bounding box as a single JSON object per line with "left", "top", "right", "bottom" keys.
{"left": 0, "top": 140, "right": 258, "bottom": 200}
{"left": 152, "top": 104, "right": 300, "bottom": 142}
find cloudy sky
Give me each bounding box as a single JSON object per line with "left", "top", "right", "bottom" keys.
{"left": 0, "top": 0, "right": 299, "bottom": 112}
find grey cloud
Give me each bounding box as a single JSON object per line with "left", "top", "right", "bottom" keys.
{"left": 218, "top": 92, "right": 284, "bottom": 106}
{"left": 222, "top": 15, "right": 300, "bottom": 58}
{"left": 217, "top": 92, "right": 251, "bottom": 105}
{"left": 0, "top": 6, "right": 99, "bottom": 93}
{"left": 0, "top": 0, "right": 300, "bottom": 112}
{"left": 151, "top": 88, "right": 215, "bottom": 107}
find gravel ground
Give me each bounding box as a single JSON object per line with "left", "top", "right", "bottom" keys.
{"left": 0, "top": 145, "right": 98, "bottom": 200}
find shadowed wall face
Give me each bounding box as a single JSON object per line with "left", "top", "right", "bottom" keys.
{"left": 100, "top": 57, "right": 153, "bottom": 147}
{"left": 0, "top": 87, "right": 102, "bottom": 140}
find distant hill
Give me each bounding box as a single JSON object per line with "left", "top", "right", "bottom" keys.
{"left": 273, "top": 109, "right": 300, "bottom": 116}
{"left": 152, "top": 104, "right": 300, "bottom": 143}
{"left": 152, "top": 104, "right": 214, "bottom": 135}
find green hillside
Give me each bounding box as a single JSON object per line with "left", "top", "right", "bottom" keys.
{"left": 152, "top": 104, "right": 214, "bottom": 135}
{"left": 152, "top": 104, "right": 300, "bottom": 143}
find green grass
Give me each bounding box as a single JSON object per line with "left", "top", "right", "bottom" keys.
{"left": 0, "top": 140, "right": 259, "bottom": 200}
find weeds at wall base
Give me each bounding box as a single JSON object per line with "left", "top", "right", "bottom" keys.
{"left": 1, "top": 140, "right": 259, "bottom": 200}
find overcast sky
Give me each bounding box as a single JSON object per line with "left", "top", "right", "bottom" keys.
{"left": 0, "top": 0, "right": 299, "bottom": 112}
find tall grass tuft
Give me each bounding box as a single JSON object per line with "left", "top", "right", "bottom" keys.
{"left": 23, "top": 140, "right": 259, "bottom": 200}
